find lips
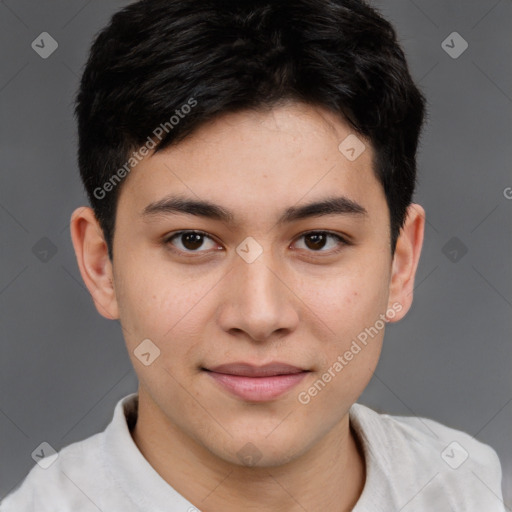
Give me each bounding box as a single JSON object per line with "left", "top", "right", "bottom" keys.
{"left": 203, "top": 362, "right": 310, "bottom": 402}
{"left": 205, "top": 362, "right": 307, "bottom": 377}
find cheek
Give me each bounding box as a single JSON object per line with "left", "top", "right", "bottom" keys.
{"left": 304, "top": 260, "right": 389, "bottom": 332}
{"left": 295, "top": 272, "right": 388, "bottom": 405}
{"left": 297, "top": 256, "right": 390, "bottom": 379}
{"left": 116, "top": 262, "right": 218, "bottom": 366}
{"left": 114, "top": 263, "right": 183, "bottom": 341}
{"left": 115, "top": 270, "right": 208, "bottom": 398}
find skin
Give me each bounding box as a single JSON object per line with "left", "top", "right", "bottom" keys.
{"left": 70, "top": 101, "right": 425, "bottom": 512}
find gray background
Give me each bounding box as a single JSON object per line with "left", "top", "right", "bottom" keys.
{"left": 1, "top": 0, "right": 511, "bottom": 507}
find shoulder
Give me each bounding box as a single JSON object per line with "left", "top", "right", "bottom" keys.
{"left": 351, "top": 402, "right": 501, "bottom": 469}
{"left": 1, "top": 431, "right": 110, "bottom": 512}
{"left": 0, "top": 393, "right": 140, "bottom": 512}
{"left": 350, "top": 403, "right": 505, "bottom": 511}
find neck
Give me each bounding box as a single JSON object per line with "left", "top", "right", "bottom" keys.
{"left": 131, "top": 390, "right": 366, "bottom": 512}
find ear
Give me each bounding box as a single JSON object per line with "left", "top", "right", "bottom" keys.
{"left": 69, "top": 207, "right": 119, "bottom": 320}
{"left": 386, "top": 203, "right": 425, "bottom": 323}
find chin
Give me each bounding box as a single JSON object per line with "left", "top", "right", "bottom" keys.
{"left": 210, "top": 431, "right": 308, "bottom": 469}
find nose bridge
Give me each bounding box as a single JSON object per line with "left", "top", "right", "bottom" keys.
{"left": 236, "top": 234, "right": 280, "bottom": 294}
{"left": 240, "top": 256, "right": 280, "bottom": 307}
{"left": 219, "top": 238, "right": 298, "bottom": 341}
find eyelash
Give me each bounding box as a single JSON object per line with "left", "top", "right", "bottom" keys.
{"left": 162, "top": 230, "right": 350, "bottom": 258}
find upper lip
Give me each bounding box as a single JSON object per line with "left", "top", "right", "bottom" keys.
{"left": 204, "top": 362, "right": 308, "bottom": 377}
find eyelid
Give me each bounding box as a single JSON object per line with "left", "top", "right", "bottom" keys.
{"left": 293, "top": 229, "right": 351, "bottom": 245}
{"left": 290, "top": 230, "right": 350, "bottom": 255}
{"left": 163, "top": 229, "right": 350, "bottom": 256}
{"left": 163, "top": 230, "right": 222, "bottom": 255}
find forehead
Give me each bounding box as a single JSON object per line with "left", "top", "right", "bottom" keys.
{"left": 117, "top": 103, "right": 385, "bottom": 224}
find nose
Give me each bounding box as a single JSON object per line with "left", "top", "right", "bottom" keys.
{"left": 217, "top": 248, "right": 300, "bottom": 343}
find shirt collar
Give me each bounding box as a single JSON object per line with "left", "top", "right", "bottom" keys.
{"left": 103, "top": 393, "right": 396, "bottom": 511}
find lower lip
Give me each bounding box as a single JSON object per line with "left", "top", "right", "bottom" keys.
{"left": 205, "top": 371, "right": 309, "bottom": 402}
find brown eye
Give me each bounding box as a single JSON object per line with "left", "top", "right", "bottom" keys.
{"left": 163, "top": 229, "right": 348, "bottom": 258}
{"left": 164, "top": 231, "right": 219, "bottom": 253}
{"left": 293, "top": 231, "right": 348, "bottom": 253}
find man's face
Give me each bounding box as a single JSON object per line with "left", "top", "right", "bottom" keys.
{"left": 108, "top": 102, "right": 400, "bottom": 466}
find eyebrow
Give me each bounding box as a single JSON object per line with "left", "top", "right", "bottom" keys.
{"left": 142, "top": 194, "right": 368, "bottom": 225}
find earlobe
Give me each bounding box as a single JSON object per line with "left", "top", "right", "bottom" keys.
{"left": 386, "top": 203, "right": 425, "bottom": 323}
{"left": 69, "top": 207, "right": 119, "bottom": 320}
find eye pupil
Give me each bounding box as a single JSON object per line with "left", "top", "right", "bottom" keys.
{"left": 166, "top": 230, "right": 344, "bottom": 256}
{"left": 182, "top": 232, "right": 204, "bottom": 250}
{"left": 305, "top": 233, "right": 327, "bottom": 251}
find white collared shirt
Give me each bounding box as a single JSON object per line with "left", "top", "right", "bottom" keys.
{"left": 1, "top": 392, "right": 505, "bottom": 511}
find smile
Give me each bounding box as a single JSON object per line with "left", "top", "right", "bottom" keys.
{"left": 203, "top": 369, "right": 309, "bottom": 402}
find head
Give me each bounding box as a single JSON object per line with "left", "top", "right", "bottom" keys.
{"left": 71, "top": 0, "right": 426, "bottom": 468}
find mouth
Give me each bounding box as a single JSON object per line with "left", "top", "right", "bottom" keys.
{"left": 202, "top": 362, "right": 311, "bottom": 402}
